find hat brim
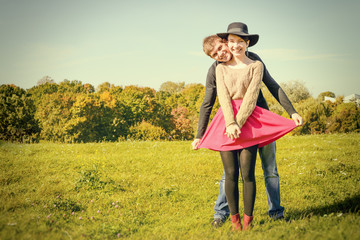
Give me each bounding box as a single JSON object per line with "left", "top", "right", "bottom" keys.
{"left": 217, "top": 32, "right": 259, "bottom": 47}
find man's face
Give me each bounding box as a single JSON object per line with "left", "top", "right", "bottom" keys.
{"left": 209, "top": 40, "right": 232, "bottom": 62}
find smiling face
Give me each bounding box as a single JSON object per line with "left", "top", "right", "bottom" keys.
{"left": 209, "top": 39, "right": 232, "bottom": 62}
{"left": 227, "top": 34, "right": 249, "bottom": 57}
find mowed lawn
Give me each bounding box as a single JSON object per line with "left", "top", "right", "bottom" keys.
{"left": 0, "top": 134, "right": 359, "bottom": 239}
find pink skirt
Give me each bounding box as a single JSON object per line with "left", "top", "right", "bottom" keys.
{"left": 198, "top": 100, "right": 297, "bottom": 151}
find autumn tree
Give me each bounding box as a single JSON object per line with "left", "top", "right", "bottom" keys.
{"left": 4, "top": 75, "right": 359, "bottom": 143}
{"left": 170, "top": 106, "right": 193, "bottom": 140}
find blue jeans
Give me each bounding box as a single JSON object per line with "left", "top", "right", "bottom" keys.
{"left": 214, "top": 142, "right": 284, "bottom": 220}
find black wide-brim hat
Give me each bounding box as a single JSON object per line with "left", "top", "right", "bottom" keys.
{"left": 217, "top": 22, "right": 259, "bottom": 47}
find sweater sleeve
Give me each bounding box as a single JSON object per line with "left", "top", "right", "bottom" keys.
{"left": 235, "top": 61, "right": 264, "bottom": 129}
{"left": 216, "top": 64, "right": 236, "bottom": 127}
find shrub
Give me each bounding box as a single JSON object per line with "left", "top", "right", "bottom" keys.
{"left": 326, "top": 102, "right": 360, "bottom": 133}
{"left": 127, "top": 121, "right": 168, "bottom": 140}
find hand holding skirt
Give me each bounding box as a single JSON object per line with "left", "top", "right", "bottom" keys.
{"left": 198, "top": 100, "right": 297, "bottom": 151}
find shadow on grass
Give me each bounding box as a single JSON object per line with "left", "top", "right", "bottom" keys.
{"left": 286, "top": 194, "right": 360, "bottom": 220}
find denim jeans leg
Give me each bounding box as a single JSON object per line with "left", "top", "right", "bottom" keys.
{"left": 259, "top": 141, "right": 284, "bottom": 218}
{"left": 214, "top": 171, "right": 230, "bottom": 220}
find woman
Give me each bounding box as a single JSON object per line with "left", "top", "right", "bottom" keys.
{"left": 198, "top": 22, "right": 297, "bottom": 230}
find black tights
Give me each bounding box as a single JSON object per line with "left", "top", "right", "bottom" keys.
{"left": 220, "top": 145, "right": 257, "bottom": 216}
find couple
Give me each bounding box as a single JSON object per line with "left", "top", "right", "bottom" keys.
{"left": 192, "top": 22, "right": 303, "bottom": 230}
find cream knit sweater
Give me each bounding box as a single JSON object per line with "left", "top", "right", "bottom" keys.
{"left": 216, "top": 60, "right": 264, "bottom": 129}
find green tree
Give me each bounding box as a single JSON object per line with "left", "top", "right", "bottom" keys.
{"left": 37, "top": 76, "right": 55, "bottom": 86}
{"left": 65, "top": 93, "right": 118, "bottom": 142}
{"left": 260, "top": 85, "right": 286, "bottom": 116}
{"left": 109, "top": 85, "right": 123, "bottom": 96}
{"left": 154, "top": 91, "right": 174, "bottom": 133}
{"left": 0, "top": 84, "right": 39, "bottom": 142}
{"left": 317, "top": 91, "right": 336, "bottom": 101}
{"left": 261, "top": 80, "right": 311, "bottom": 117}
{"left": 96, "top": 82, "right": 111, "bottom": 93}
{"left": 179, "top": 83, "right": 206, "bottom": 135}
{"left": 180, "top": 83, "right": 205, "bottom": 114}
{"left": 119, "top": 86, "right": 157, "bottom": 126}
{"left": 27, "top": 82, "right": 59, "bottom": 106}
{"left": 35, "top": 93, "right": 75, "bottom": 142}
{"left": 159, "top": 81, "right": 185, "bottom": 94}
{"left": 280, "top": 80, "right": 311, "bottom": 104}
{"left": 83, "top": 83, "right": 95, "bottom": 93}
{"left": 58, "top": 79, "right": 86, "bottom": 93}
{"left": 291, "top": 97, "right": 322, "bottom": 134}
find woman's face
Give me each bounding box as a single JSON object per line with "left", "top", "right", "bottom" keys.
{"left": 227, "top": 34, "right": 249, "bottom": 56}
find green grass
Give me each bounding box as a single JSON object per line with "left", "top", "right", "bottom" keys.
{"left": 0, "top": 134, "right": 359, "bottom": 239}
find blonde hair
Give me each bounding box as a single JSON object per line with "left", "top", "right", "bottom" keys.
{"left": 202, "top": 35, "right": 223, "bottom": 56}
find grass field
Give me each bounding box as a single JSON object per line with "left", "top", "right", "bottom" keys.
{"left": 0, "top": 134, "right": 359, "bottom": 239}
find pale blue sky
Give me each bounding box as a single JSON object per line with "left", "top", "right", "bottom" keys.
{"left": 0, "top": 0, "right": 359, "bottom": 97}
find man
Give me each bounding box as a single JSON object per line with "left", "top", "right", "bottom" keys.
{"left": 192, "top": 23, "right": 303, "bottom": 228}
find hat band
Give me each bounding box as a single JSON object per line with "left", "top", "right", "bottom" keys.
{"left": 228, "top": 28, "right": 249, "bottom": 34}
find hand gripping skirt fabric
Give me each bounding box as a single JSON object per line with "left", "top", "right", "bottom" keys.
{"left": 198, "top": 100, "right": 297, "bottom": 151}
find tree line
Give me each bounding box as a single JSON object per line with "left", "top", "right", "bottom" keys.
{"left": 1, "top": 77, "right": 359, "bottom": 143}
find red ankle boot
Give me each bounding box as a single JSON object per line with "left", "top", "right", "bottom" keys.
{"left": 230, "top": 213, "right": 242, "bottom": 231}
{"left": 243, "top": 214, "right": 253, "bottom": 230}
